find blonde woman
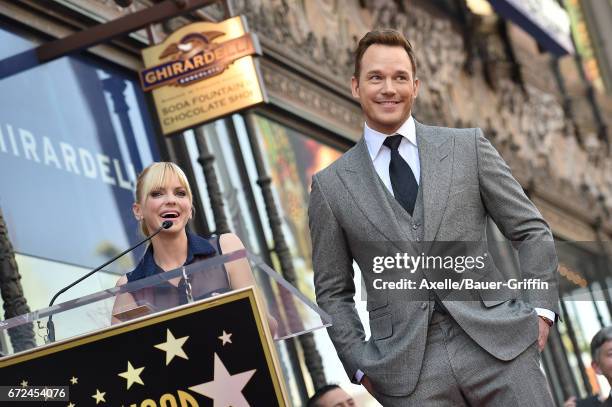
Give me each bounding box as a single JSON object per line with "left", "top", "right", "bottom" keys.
{"left": 111, "top": 162, "right": 263, "bottom": 326}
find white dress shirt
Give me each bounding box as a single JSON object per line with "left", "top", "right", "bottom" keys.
{"left": 364, "top": 116, "right": 420, "bottom": 191}
{"left": 354, "top": 116, "right": 554, "bottom": 384}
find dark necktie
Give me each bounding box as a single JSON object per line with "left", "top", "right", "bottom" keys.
{"left": 384, "top": 135, "right": 418, "bottom": 215}
{"left": 383, "top": 135, "right": 447, "bottom": 315}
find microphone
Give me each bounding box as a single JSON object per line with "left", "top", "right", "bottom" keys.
{"left": 45, "top": 221, "right": 173, "bottom": 343}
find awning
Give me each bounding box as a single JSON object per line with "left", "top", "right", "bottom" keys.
{"left": 488, "top": 0, "right": 575, "bottom": 56}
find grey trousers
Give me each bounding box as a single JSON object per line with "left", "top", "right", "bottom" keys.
{"left": 372, "top": 312, "right": 555, "bottom": 407}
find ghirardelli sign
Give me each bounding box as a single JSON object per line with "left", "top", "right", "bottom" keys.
{"left": 140, "top": 31, "right": 257, "bottom": 91}
{"left": 141, "top": 16, "right": 266, "bottom": 135}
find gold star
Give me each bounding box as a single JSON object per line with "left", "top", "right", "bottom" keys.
{"left": 118, "top": 361, "right": 145, "bottom": 390}
{"left": 20, "top": 380, "right": 28, "bottom": 387}
{"left": 154, "top": 329, "right": 189, "bottom": 365}
{"left": 92, "top": 389, "right": 106, "bottom": 404}
{"left": 67, "top": 403, "right": 75, "bottom": 407}
{"left": 70, "top": 376, "right": 78, "bottom": 385}
{"left": 218, "top": 330, "right": 233, "bottom": 346}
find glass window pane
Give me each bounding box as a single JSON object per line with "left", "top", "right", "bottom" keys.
{"left": 0, "top": 27, "right": 159, "bottom": 274}
{"left": 0, "top": 254, "right": 118, "bottom": 355}
{"left": 247, "top": 114, "right": 378, "bottom": 403}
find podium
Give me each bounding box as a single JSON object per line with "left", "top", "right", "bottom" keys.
{"left": 0, "top": 249, "right": 330, "bottom": 406}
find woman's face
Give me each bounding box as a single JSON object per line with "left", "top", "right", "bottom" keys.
{"left": 133, "top": 172, "right": 192, "bottom": 235}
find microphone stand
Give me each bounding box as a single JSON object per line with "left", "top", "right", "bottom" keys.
{"left": 45, "top": 221, "right": 172, "bottom": 343}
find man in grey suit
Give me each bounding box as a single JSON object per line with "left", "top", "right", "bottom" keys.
{"left": 308, "top": 29, "right": 559, "bottom": 406}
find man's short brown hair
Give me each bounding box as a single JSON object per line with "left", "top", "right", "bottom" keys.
{"left": 353, "top": 29, "right": 417, "bottom": 80}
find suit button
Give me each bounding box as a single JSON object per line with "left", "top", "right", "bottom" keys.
{"left": 416, "top": 237, "right": 421, "bottom": 242}
{"left": 412, "top": 224, "right": 419, "bottom": 230}
{"left": 421, "top": 302, "right": 427, "bottom": 310}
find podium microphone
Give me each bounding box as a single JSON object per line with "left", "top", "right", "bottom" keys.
{"left": 44, "top": 220, "right": 173, "bottom": 343}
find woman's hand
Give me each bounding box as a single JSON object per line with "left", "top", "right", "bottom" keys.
{"left": 267, "top": 314, "right": 279, "bottom": 339}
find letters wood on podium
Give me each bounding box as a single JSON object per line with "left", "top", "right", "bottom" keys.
{"left": 0, "top": 287, "right": 288, "bottom": 406}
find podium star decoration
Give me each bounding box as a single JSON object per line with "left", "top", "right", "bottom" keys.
{"left": 218, "top": 330, "right": 232, "bottom": 346}
{"left": 92, "top": 389, "right": 106, "bottom": 404}
{"left": 67, "top": 403, "right": 75, "bottom": 407}
{"left": 70, "top": 376, "right": 78, "bottom": 385}
{"left": 189, "top": 353, "right": 256, "bottom": 407}
{"left": 154, "top": 328, "right": 189, "bottom": 365}
{"left": 118, "top": 361, "right": 145, "bottom": 389}
{"left": 20, "top": 380, "right": 27, "bottom": 387}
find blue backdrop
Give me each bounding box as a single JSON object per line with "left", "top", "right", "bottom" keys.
{"left": 0, "top": 27, "right": 160, "bottom": 273}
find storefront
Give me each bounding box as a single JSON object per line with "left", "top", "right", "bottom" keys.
{"left": 1, "top": 1, "right": 611, "bottom": 406}
{"left": 0, "top": 20, "right": 159, "bottom": 343}
{"left": 0, "top": 3, "right": 357, "bottom": 404}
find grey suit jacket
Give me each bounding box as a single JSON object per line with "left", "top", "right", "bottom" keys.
{"left": 308, "top": 121, "right": 560, "bottom": 397}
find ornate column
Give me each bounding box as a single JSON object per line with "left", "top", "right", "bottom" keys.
{"left": 0, "top": 207, "right": 35, "bottom": 352}
{"left": 194, "top": 126, "right": 230, "bottom": 234}
{"left": 560, "top": 300, "right": 593, "bottom": 395}
{"left": 223, "top": 116, "right": 310, "bottom": 399}
{"left": 548, "top": 306, "right": 582, "bottom": 399}
{"left": 102, "top": 76, "right": 144, "bottom": 172}
{"left": 242, "top": 112, "right": 326, "bottom": 389}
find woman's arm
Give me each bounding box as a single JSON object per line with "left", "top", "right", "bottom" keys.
{"left": 219, "top": 233, "right": 255, "bottom": 289}
{"left": 219, "top": 233, "right": 278, "bottom": 338}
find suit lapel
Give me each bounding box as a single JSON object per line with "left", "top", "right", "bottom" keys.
{"left": 338, "top": 139, "right": 407, "bottom": 250}
{"left": 416, "top": 121, "right": 453, "bottom": 249}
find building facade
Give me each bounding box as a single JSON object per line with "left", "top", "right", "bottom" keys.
{"left": 0, "top": 0, "right": 611, "bottom": 406}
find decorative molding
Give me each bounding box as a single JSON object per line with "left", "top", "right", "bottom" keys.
{"left": 260, "top": 59, "right": 363, "bottom": 140}
{"left": 235, "top": 0, "right": 368, "bottom": 82}
{"left": 234, "top": 0, "right": 612, "bottom": 230}
{"left": 7, "top": 0, "right": 610, "bottom": 233}
{"left": 532, "top": 197, "right": 597, "bottom": 241}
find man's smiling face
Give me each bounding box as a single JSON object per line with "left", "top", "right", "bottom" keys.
{"left": 351, "top": 44, "right": 419, "bottom": 135}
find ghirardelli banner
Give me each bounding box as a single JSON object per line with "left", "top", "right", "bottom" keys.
{"left": 140, "top": 16, "right": 266, "bottom": 135}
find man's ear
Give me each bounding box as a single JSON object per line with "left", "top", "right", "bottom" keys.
{"left": 592, "top": 360, "right": 603, "bottom": 375}
{"left": 132, "top": 202, "right": 142, "bottom": 220}
{"left": 413, "top": 77, "right": 420, "bottom": 99}
{"left": 351, "top": 76, "right": 360, "bottom": 99}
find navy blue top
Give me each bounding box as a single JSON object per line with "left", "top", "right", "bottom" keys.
{"left": 125, "top": 232, "right": 231, "bottom": 308}
{"left": 127, "top": 231, "right": 217, "bottom": 282}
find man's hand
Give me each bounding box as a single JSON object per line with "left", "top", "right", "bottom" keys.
{"left": 563, "top": 396, "right": 576, "bottom": 407}
{"left": 537, "top": 317, "right": 551, "bottom": 352}
{"left": 362, "top": 375, "right": 375, "bottom": 396}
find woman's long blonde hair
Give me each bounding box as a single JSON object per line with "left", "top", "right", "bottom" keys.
{"left": 135, "top": 162, "right": 193, "bottom": 236}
